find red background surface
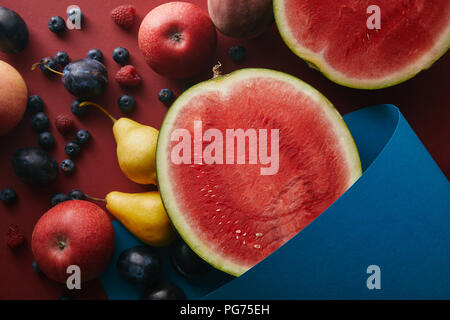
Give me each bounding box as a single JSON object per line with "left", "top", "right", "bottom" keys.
{"left": 0, "top": 0, "right": 449, "bottom": 300}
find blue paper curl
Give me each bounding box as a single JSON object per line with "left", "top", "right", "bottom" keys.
{"left": 101, "top": 105, "right": 450, "bottom": 300}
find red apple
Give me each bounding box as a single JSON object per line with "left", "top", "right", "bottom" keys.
{"left": 31, "top": 200, "right": 115, "bottom": 283}
{"left": 138, "top": 2, "right": 217, "bottom": 79}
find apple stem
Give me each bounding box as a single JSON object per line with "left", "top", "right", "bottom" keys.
{"left": 57, "top": 240, "right": 66, "bottom": 250}
{"left": 85, "top": 194, "right": 107, "bottom": 203}
{"left": 31, "top": 59, "right": 64, "bottom": 76}
{"left": 79, "top": 101, "right": 117, "bottom": 123}
{"left": 212, "top": 61, "right": 222, "bottom": 79}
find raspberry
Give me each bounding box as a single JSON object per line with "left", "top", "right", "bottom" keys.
{"left": 55, "top": 114, "right": 75, "bottom": 135}
{"left": 115, "top": 65, "right": 141, "bottom": 86}
{"left": 6, "top": 224, "right": 25, "bottom": 249}
{"left": 111, "top": 5, "right": 136, "bottom": 29}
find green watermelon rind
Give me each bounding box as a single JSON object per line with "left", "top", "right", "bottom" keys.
{"left": 156, "top": 68, "right": 362, "bottom": 277}
{"left": 273, "top": 0, "right": 450, "bottom": 90}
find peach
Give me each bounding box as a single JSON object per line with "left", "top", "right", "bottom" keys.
{"left": 0, "top": 60, "right": 27, "bottom": 136}
{"left": 207, "top": 0, "right": 274, "bottom": 39}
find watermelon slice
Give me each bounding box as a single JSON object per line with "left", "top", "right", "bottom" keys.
{"left": 274, "top": 0, "right": 450, "bottom": 89}
{"left": 156, "top": 69, "right": 362, "bottom": 276}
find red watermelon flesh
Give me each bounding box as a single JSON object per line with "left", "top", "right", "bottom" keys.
{"left": 157, "top": 69, "right": 362, "bottom": 276}
{"left": 275, "top": 0, "right": 450, "bottom": 88}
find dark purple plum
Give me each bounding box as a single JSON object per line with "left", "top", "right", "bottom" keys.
{"left": 0, "top": 7, "right": 29, "bottom": 53}
{"left": 141, "top": 283, "right": 186, "bottom": 300}
{"left": 170, "top": 239, "right": 212, "bottom": 277}
{"left": 62, "top": 59, "right": 108, "bottom": 99}
{"left": 117, "top": 245, "right": 162, "bottom": 286}
{"left": 12, "top": 148, "right": 58, "bottom": 186}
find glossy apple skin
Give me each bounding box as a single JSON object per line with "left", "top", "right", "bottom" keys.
{"left": 31, "top": 200, "right": 115, "bottom": 284}
{"left": 207, "top": 0, "right": 273, "bottom": 39}
{"left": 138, "top": 2, "right": 217, "bottom": 79}
{"left": 0, "top": 60, "right": 27, "bottom": 136}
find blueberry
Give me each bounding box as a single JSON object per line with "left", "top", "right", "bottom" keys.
{"left": 38, "top": 132, "right": 55, "bottom": 150}
{"left": 64, "top": 142, "right": 81, "bottom": 158}
{"left": 141, "top": 283, "right": 186, "bottom": 300}
{"left": 31, "top": 112, "right": 50, "bottom": 132}
{"left": 39, "top": 57, "right": 58, "bottom": 76}
{"left": 32, "top": 261, "right": 42, "bottom": 274}
{"left": 75, "top": 129, "right": 91, "bottom": 145}
{"left": 71, "top": 99, "right": 88, "bottom": 117}
{"left": 158, "top": 89, "right": 174, "bottom": 104}
{"left": 51, "top": 193, "right": 71, "bottom": 207}
{"left": 60, "top": 159, "right": 75, "bottom": 174}
{"left": 62, "top": 59, "right": 108, "bottom": 99}
{"left": 48, "top": 16, "right": 66, "bottom": 34}
{"left": 117, "top": 245, "right": 162, "bottom": 286}
{"left": 229, "top": 45, "right": 246, "bottom": 63}
{"left": 0, "top": 188, "right": 17, "bottom": 205}
{"left": 55, "top": 51, "right": 70, "bottom": 67}
{"left": 87, "top": 48, "right": 103, "bottom": 62}
{"left": 69, "top": 189, "right": 85, "bottom": 200}
{"left": 112, "top": 47, "right": 130, "bottom": 65}
{"left": 27, "top": 95, "right": 44, "bottom": 114}
{"left": 118, "top": 94, "right": 136, "bottom": 113}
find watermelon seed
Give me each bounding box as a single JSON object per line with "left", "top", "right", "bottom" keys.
{"left": 255, "top": 233, "right": 263, "bottom": 237}
{"left": 235, "top": 230, "right": 241, "bottom": 234}
{"left": 254, "top": 244, "right": 261, "bottom": 249}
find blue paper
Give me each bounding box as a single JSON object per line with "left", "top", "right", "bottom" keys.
{"left": 101, "top": 104, "right": 450, "bottom": 300}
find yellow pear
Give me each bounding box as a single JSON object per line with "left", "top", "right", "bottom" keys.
{"left": 113, "top": 118, "right": 159, "bottom": 185}
{"left": 80, "top": 102, "right": 159, "bottom": 185}
{"left": 105, "top": 191, "right": 175, "bottom": 247}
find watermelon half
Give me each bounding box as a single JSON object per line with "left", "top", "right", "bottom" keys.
{"left": 156, "top": 69, "right": 362, "bottom": 276}
{"left": 274, "top": 0, "right": 450, "bottom": 89}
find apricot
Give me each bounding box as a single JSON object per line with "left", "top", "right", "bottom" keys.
{"left": 0, "top": 60, "right": 27, "bottom": 136}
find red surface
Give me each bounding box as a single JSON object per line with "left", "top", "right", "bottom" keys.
{"left": 0, "top": 0, "right": 448, "bottom": 300}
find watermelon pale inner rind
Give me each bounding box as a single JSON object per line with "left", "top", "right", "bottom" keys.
{"left": 156, "top": 69, "right": 362, "bottom": 276}
{"left": 274, "top": 0, "right": 450, "bottom": 89}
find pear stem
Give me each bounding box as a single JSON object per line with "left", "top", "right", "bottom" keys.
{"left": 79, "top": 101, "right": 117, "bottom": 123}
{"left": 31, "top": 59, "right": 64, "bottom": 76}
{"left": 85, "top": 194, "right": 107, "bottom": 203}
{"left": 212, "top": 61, "right": 222, "bottom": 78}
